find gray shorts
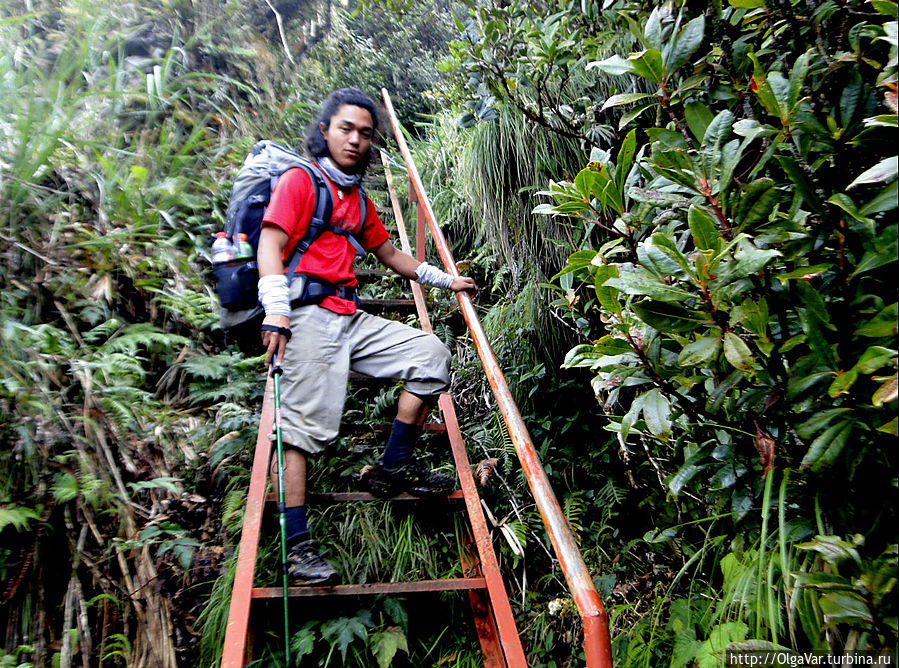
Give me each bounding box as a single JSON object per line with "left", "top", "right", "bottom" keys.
{"left": 273, "top": 304, "right": 451, "bottom": 455}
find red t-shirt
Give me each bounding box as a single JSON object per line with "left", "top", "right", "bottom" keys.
{"left": 262, "top": 166, "right": 389, "bottom": 314}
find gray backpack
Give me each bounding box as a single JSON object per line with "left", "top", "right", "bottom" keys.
{"left": 213, "top": 141, "right": 367, "bottom": 350}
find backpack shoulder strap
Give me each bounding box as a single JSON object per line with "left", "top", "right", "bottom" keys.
{"left": 285, "top": 160, "right": 333, "bottom": 278}
{"left": 323, "top": 185, "right": 367, "bottom": 258}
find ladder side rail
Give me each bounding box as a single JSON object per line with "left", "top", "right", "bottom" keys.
{"left": 221, "top": 376, "right": 275, "bottom": 668}
{"left": 381, "top": 89, "right": 613, "bottom": 668}
{"left": 381, "top": 150, "right": 525, "bottom": 666}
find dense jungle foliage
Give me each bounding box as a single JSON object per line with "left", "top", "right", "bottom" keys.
{"left": 1, "top": 0, "right": 896, "bottom": 667}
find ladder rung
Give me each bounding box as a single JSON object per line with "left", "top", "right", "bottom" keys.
{"left": 335, "top": 419, "right": 448, "bottom": 434}
{"left": 251, "top": 577, "right": 487, "bottom": 598}
{"left": 266, "top": 490, "right": 464, "bottom": 504}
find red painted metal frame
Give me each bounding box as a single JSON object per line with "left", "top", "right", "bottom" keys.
{"left": 222, "top": 377, "right": 274, "bottom": 668}
{"left": 382, "top": 88, "right": 614, "bottom": 668}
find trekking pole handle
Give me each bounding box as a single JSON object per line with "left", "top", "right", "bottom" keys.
{"left": 271, "top": 352, "right": 283, "bottom": 377}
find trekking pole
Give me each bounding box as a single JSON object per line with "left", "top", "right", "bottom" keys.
{"left": 271, "top": 353, "right": 291, "bottom": 667}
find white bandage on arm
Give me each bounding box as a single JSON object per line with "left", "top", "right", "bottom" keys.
{"left": 415, "top": 262, "right": 455, "bottom": 289}
{"left": 258, "top": 273, "right": 290, "bottom": 316}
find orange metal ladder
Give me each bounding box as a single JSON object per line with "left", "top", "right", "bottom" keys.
{"left": 220, "top": 90, "right": 613, "bottom": 667}
{"left": 221, "top": 149, "right": 526, "bottom": 668}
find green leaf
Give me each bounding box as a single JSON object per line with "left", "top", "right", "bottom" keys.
{"left": 871, "top": 0, "right": 898, "bottom": 16}
{"left": 321, "top": 616, "right": 369, "bottom": 663}
{"left": 642, "top": 388, "right": 672, "bottom": 439}
{"left": 797, "top": 408, "right": 854, "bottom": 439}
{"left": 828, "top": 193, "right": 874, "bottom": 230}
{"left": 729, "top": 0, "right": 766, "bottom": 6}
{"left": 640, "top": 235, "right": 691, "bottom": 279}
{"left": 688, "top": 206, "right": 722, "bottom": 252}
{"left": 856, "top": 303, "right": 898, "bottom": 338}
{"left": 668, "top": 462, "right": 705, "bottom": 496}
{"left": 644, "top": 527, "right": 677, "bottom": 543}
{"left": 593, "top": 335, "right": 636, "bottom": 355}
{"left": 819, "top": 592, "right": 874, "bottom": 625}
{"left": 616, "top": 129, "right": 638, "bottom": 195}
{"left": 776, "top": 264, "right": 833, "bottom": 283}
{"left": 730, "top": 297, "right": 769, "bottom": 337}
{"left": 736, "top": 178, "right": 779, "bottom": 230}
{"left": 855, "top": 346, "right": 897, "bottom": 374}
{"left": 796, "top": 535, "right": 862, "bottom": 566}
{"left": 619, "top": 102, "right": 657, "bottom": 129}
{"left": 629, "top": 49, "right": 665, "bottom": 83}
{"left": 291, "top": 623, "right": 317, "bottom": 660}
{"left": 621, "top": 392, "right": 646, "bottom": 440}
{"left": 727, "top": 237, "right": 781, "bottom": 279}
{"left": 788, "top": 51, "right": 813, "bottom": 111}
{"left": 723, "top": 332, "right": 755, "bottom": 372}
{"left": 793, "top": 572, "right": 858, "bottom": 590}
{"left": 593, "top": 264, "right": 622, "bottom": 315}
{"left": 695, "top": 622, "right": 749, "bottom": 668}
{"left": 601, "top": 92, "right": 658, "bottom": 111}
{"left": 679, "top": 334, "right": 722, "bottom": 366}
{"left": 859, "top": 180, "right": 898, "bottom": 215}
{"left": 632, "top": 301, "right": 711, "bottom": 332}
{"left": 828, "top": 368, "right": 859, "bottom": 398}
{"left": 665, "top": 16, "right": 705, "bottom": 75}
{"left": 587, "top": 54, "right": 634, "bottom": 76}
{"left": 707, "top": 369, "right": 746, "bottom": 413}
{"left": 732, "top": 487, "right": 753, "bottom": 521}
{"left": 848, "top": 156, "right": 899, "bottom": 189}
{"left": 643, "top": 7, "right": 663, "bottom": 51}
{"left": 605, "top": 271, "right": 694, "bottom": 302}
{"left": 877, "top": 416, "right": 898, "bottom": 435}
{"left": 767, "top": 72, "right": 792, "bottom": 122}
{"left": 800, "top": 420, "right": 853, "bottom": 471}
{"left": 372, "top": 627, "right": 408, "bottom": 668}
{"left": 851, "top": 224, "right": 898, "bottom": 278}
{"left": 685, "top": 101, "right": 714, "bottom": 142}
{"left": 650, "top": 233, "right": 695, "bottom": 277}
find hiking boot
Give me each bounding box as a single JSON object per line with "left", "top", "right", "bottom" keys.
{"left": 361, "top": 458, "right": 455, "bottom": 498}
{"left": 286, "top": 539, "right": 338, "bottom": 585}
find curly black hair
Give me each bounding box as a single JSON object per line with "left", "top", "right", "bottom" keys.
{"left": 305, "top": 87, "right": 380, "bottom": 175}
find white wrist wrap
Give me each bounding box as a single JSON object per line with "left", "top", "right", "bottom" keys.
{"left": 258, "top": 274, "right": 290, "bottom": 316}
{"left": 415, "top": 262, "right": 455, "bottom": 289}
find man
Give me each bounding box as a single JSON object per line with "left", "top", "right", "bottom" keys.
{"left": 256, "top": 88, "right": 476, "bottom": 584}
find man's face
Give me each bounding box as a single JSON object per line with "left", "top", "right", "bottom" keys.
{"left": 320, "top": 104, "right": 374, "bottom": 172}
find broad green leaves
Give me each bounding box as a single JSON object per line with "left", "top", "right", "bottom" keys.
{"left": 530, "top": 0, "right": 896, "bottom": 660}
{"left": 587, "top": 13, "right": 706, "bottom": 129}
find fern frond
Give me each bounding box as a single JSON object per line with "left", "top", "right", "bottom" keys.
{"left": 100, "top": 323, "right": 189, "bottom": 355}
{"left": 180, "top": 353, "right": 243, "bottom": 381}
{"left": 563, "top": 493, "right": 586, "bottom": 540}
{"left": 492, "top": 411, "right": 515, "bottom": 473}
{"left": 189, "top": 379, "right": 256, "bottom": 404}
{"left": 0, "top": 505, "right": 40, "bottom": 532}
{"left": 221, "top": 488, "right": 246, "bottom": 539}
{"left": 83, "top": 318, "right": 122, "bottom": 344}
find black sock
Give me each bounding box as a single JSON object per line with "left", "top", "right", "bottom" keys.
{"left": 284, "top": 505, "right": 309, "bottom": 546}
{"left": 380, "top": 419, "right": 420, "bottom": 469}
